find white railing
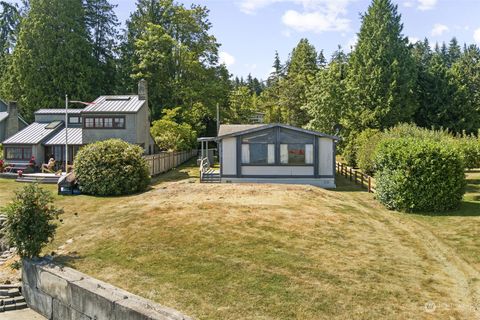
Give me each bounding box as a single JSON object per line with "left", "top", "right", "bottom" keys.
{"left": 199, "top": 156, "right": 210, "bottom": 182}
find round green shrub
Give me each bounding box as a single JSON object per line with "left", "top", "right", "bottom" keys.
{"left": 374, "top": 138, "right": 466, "bottom": 212}
{"left": 75, "top": 139, "right": 151, "bottom": 196}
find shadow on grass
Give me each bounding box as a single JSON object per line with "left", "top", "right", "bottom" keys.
{"left": 150, "top": 159, "right": 199, "bottom": 186}
{"left": 333, "top": 174, "right": 369, "bottom": 193}
{"left": 52, "top": 253, "right": 84, "bottom": 268}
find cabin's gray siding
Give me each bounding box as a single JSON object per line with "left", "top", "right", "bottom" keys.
{"left": 221, "top": 137, "right": 237, "bottom": 175}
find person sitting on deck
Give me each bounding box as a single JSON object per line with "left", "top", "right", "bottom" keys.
{"left": 42, "top": 158, "right": 56, "bottom": 173}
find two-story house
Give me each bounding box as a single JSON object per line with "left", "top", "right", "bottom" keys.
{"left": 2, "top": 81, "right": 156, "bottom": 167}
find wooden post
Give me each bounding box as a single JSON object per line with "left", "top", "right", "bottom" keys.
{"left": 349, "top": 168, "right": 353, "bottom": 181}
{"left": 354, "top": 171, "right": 357, "bottom": 184}
{"left": 368, "top": 176, "right": 372, "bottom": 193}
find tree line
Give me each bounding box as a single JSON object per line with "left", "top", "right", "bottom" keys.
{"left": 0, "top": 0, "right": 478, "bottom": 151}
{"left": 0, "top": 0, "right": 230, "bottom": 138}
{"left": 232, "top": 0, "right": 480, "bottom": 160}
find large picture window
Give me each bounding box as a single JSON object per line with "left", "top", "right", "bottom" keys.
{"left": 240, "top": 127, "right": 316, "bottom": 166}
{"left": 241, "top": 129, "right": 275, "bottom": 164}
{"left": 5, "top": 147, "right": 32, "bottom": 160}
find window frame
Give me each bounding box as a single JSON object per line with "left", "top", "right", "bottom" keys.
{"left": 5, "top": 146, "right": 32, "bottom": 161}
{"left": 83, "top": 116, "right": 126, "bottom": 129}
{"left": 68, "top": 116, "right": 81, "bottom": 125}
{"left": 239, "top": 127, "right": 316, "bottom": 167}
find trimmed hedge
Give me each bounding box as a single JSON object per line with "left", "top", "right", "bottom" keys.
{"left": 375, "top": 138, "right": 466, "bottom": 212}
{"left": 75, "top": 139, "right": 151, "bottom": 196}
{"left": 456, "top": 136, "right": 480, "bottom": 169}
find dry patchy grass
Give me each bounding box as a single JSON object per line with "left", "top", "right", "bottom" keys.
{"left": 0, "top": 165, "right": 479, "bottom": 319}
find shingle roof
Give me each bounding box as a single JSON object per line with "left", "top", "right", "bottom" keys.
{"left": 44, "top": 127, "right": 83, "bottom": 145}
{"left": 35, "top": 109, "right": 83, "bottom": 115}
{"left": 218, "top": 124, "right": 264, "bottom": 137}
{"left": 217, "top": 123, "right": 341, "bottom": 140}
{"left": 3, "top": 122, "right": 63, "bottom": 145}
{"left": 0, "top": 112, "right": 8, "bottom": 122}
{"left": 84, "top": 95, "right": 146, "bottom": 113}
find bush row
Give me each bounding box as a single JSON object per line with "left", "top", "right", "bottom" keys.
{"left": 345, "top": 124, "right": 473, "bottom": 213}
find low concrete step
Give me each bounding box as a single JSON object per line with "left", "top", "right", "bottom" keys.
{"left": 15, "top": 302, "right": 27, "bottom": 310}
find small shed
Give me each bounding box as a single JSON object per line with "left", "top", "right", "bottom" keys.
{"left": 214, "top": 123, "right": 340, "bottom": 188}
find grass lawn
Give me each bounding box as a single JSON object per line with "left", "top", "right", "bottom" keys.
{"left": 0, "top": 164, "right": 479, "bottom": 319}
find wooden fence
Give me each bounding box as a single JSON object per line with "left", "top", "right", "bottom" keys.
{"left": 336, "top": 162, "right": 376, "bottom": 193}
{"left": 144, "top": 149, "right": 198, "bottom": 176}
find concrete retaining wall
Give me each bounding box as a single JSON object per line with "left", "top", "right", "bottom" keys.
{"left": 22, "top": 259, "right": 192, "bottom": 320}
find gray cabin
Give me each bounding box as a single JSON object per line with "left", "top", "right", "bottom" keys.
{"left": 202, "top": 124, "right": 339, "bottom": 188}
{"left": 0, "top": 100, "right": 28, "bottom": 142}
{"left": 2, "top": 81, "right": 156, "bottom": 167}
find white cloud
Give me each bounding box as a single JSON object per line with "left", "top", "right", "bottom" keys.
{"left": 403, "top": 0, "right": 437, "bottom": 10}
{"left": 282, "top": 10, "right": 349, "bottom": 33}
{"left": 431, "top": 23, "right": 449, "bottom": 37}
{"left": 417, "top": 0, "right": 437, "bottom": 11}
{"left": 474, "top": 28, "right": 480, "bottom": 45}
{"left": 219, "top": 51, "right": 235, "bottom": 67}
{"left": 239, "top": 0, "right": 353, "bottom": 34}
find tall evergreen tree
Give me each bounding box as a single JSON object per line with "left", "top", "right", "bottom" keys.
{"left": 2, "top": 0, "right": 95, "bottom": 121}
{"left": 280, "top": 38, "right": 318, "bottom": 126}
{"left": 84, "top": 0, "right": 120, "bottom": 95}
{"left": 450, "top": 44, "right": 480, "bottom": 132}
{"left": 123, "top": 0, "right": 228, "bottom": 132}
{"left": 345, "top": 0, "right": 417, "bottom": 135}
{"left": 0, "top": 1, "right": 21, "bottom": 80}
{"left": 305, "top": 47, "right": 348, "bottom": 134}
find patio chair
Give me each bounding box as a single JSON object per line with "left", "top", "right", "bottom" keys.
{"left": 42, "top": 159, "right": 56, "bottom": 173}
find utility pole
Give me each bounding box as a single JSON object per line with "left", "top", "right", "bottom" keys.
{"left": 216, "top": 103, "right": 220, "bottom": 136}
{"left": 65, "top": 94, "right": 69, "bottom": 174}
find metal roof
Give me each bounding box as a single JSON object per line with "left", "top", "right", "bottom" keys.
{"left": 3, "top": 122, "right": 63, "bottom": 145}
{"left": 218, "top": 124, "right": 264, "bottom": 137}
{"left": 44, "top": 127, "right": 83, "bottom": 145}
{"left": 84, "top": 95, "right": 146, "bottom": 113}
{"left": 217, "top": 123, "right": 341, "bottom": 141}
{"left": 0, "top": 112, "right": 8, "bottom": 122}
{"left": 35, "top": 108, "right": 83, "bottom": 115}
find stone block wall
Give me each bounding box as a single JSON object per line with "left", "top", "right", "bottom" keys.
{"left": 22, "top": 259, "right": 192, "bottom": 320}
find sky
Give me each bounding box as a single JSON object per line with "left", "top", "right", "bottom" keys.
{"left": 14, "top": 0, "right": 480, "bottom": 79}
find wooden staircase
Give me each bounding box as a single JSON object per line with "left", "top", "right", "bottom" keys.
{"left": 201, "top": 169, "right": 221, "bottom": 183}
{"left": 199, "top": 157, "right": 221, "bottom": 183}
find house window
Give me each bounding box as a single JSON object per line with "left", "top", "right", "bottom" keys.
{"left": 279, "top": 129, "right": 314, "bottom": 165}
{"left": 241, "top": 129, "right": 275, "bottom": 164}
{"left": 104, "top": 118, "right": 113, "bottom": 128}
{"left": 5, "top": 147, "right": 32, "bottom": 160}
{"left": 83, "top": 116, "right": 125, "bottom": 129}
{"left": 85, "top": 118, "right": 94, "bottom": 128}
{"left": 94, "top": 118, "right": 104, "bottom": 128}
{"left": 69, "top": 116, "right": 80, "bottom": 124}
{"left": 114, "top": 117, "right": 125, "bottom": 129}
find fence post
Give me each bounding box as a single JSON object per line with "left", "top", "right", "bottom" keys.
{"left": 349, "top": 168, "right": 353, "bottom": 181}
{"left": 354, "top": 171, "right": 357, "bottom": 184}
{"left": 368, "top": 177, "right": 372, "bottom": 193}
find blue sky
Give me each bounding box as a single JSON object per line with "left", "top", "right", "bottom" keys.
{"left": 14, "top": 0, "right": 480, "bottom": 79}
{"left": 113, "top": 0, "right": 480, "bottom": 79}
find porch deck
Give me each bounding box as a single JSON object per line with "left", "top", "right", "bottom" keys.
{"left": 16, "top": 173, "right": 65, "bottom": 184}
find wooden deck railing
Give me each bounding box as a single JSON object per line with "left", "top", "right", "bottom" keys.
{"left": 336, "top": 162, "right": 376, "bottom": 193}
{"left": 144, "top": 149, "right": 198, "bottom": 176}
